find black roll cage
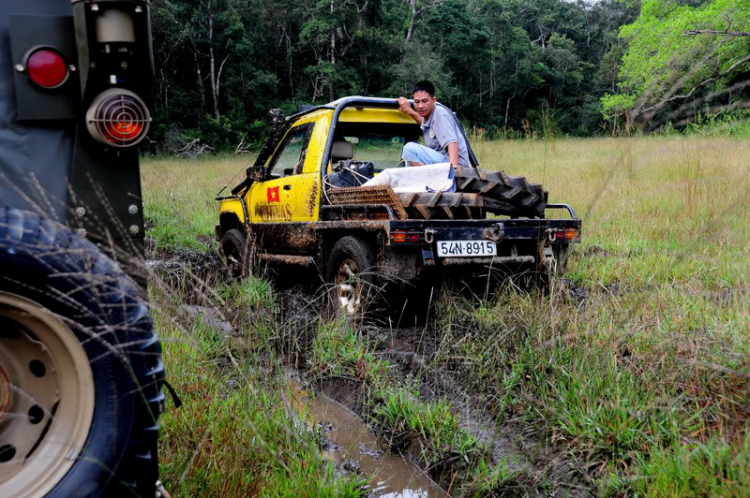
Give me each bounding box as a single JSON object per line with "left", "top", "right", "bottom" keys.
{"left": 231, "top": 97, "right": 480, "bottom": 197}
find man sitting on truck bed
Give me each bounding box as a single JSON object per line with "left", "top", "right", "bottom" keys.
{"left": 397, "top": 80, "right": 470, "bottom": 168}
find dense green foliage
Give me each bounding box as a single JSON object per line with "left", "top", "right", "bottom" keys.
{"left": 149, "top": 0, "right": 749, "bottom": 150}
{"left": 604, "top": 0, "right": 750, "bottom": 133}
{"left": 150, "top": 0, "right": 640, "bottom": 148}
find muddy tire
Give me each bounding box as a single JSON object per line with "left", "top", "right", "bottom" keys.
{"left": 453, "top": 164, "right": 547, "bottom": 218}
{"left": 537, "top": 245, "right": 557, "bottom": 294}
{"left": 221, "top": 228, "right": 248, "bottom": 279}
{"left": 326, "top": 236, "right": 377, "bottom": 317}
{"left": 0, "top": 207, "right": 164, "bottom": 498}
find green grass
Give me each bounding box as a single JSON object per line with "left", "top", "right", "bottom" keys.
{"left": 216, "top": 276, "right": 277, "bottom": 312}
{"left": 599, "top": 435, "right": 750, "bottom": 497}
{"left": 433, "top": 136, "right": 749, "bottom": 491}
{"left": 462, "top": 457, "right": 538, "bottom": 496}
{"left": 145, "top": 137, "right": 750, "bottom": 495}
{"left": 430, "top": 277, "right": 749, "bottom": 489}
{"left": 309, "top": 318, "right": 391, "bottom": 382}
{"left": 154, "top": 304, "right": 365, "bottom": 497}
{"left": 372, "top": 387, "right": 480, "bottom": 466}
{"left": 142, "top": 153, "right": 253, "bottom": 252}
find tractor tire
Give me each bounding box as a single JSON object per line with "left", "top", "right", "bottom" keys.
{"left": 0, "top": 207, "right": 164, "bottom": 498}
{"left": 453, "top": 164, "right": 547, "bottom": 218}
{"left": 325, "top": 236, "right": 378, "bottom": 317}
{"left": 221, "top": 228, "right": 249, "bottom": 279}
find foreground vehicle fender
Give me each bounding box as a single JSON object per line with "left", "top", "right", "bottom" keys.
{"left": 0, "top": 207, "right": 164, "bottom": 497}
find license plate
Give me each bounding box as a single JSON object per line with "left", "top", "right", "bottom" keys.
{"left": 436, "top": 240, "right": 496, "bottom": 257}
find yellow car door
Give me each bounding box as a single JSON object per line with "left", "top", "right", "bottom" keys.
{"left": 248, "top": 121, "right": 319, "bottom": 223}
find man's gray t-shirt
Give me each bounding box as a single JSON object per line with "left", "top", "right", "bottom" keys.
{"left": 421, "top": 104, "right": 470, "bottom": 167}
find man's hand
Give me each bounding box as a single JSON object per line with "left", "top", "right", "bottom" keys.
{"left": 397, "top": 97, "right": 423, "bottom": 125}
{"left": 397, "top": 97, "right": 411, "bottom": 114}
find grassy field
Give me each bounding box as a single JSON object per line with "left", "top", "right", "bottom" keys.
{"left": 144, "top": 136, "right": 750, "bottom": 496}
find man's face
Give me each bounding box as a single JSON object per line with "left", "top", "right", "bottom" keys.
{"left": 413, "top": 90, "right": 436, "bottom": 118}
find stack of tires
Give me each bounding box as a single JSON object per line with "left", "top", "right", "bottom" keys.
{"left": 453, "top": 164, "right": 547, "bottom": 219}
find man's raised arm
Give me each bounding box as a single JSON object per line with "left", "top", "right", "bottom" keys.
{"left": 398, "top": 97, "right": 423, "bottom": 125}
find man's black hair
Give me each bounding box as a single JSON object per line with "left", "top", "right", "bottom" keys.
{"left": 412, "top": 80, "right": 435, "bottom": 97}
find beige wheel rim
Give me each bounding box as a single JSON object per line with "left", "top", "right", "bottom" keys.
{"left": 335, "top": 259, "right": 362, "bottom": 315}
{"left": 0, "top": 292, "right": 95, "bottom": 498}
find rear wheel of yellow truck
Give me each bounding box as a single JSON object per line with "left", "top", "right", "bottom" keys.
{"left": 326, "top": 236, "right": 378, "bottom": 317}
{"left": 0, "top": 207, "right": 164, "bottom": 497}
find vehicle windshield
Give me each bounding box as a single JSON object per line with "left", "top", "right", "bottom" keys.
{"left": 334, "top": 123, "right": 421, "bottom": 172}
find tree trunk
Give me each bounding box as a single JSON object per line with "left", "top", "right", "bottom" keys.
{"left": 285, "top": 27, "right": 294, "bottom": 96}
{"left": 612, "top": 111, "right": 618, "bottom": 136}
{"left": 193, "top": 44, "right": 205, "bottom": 112}
{"left": 329, "top": 31, "right": 336, "bottom": 101}
{"left": 208, "top": 11, "right": 220, "bottom": 119}
{"left": 329, "top": 0, "right": 336, "bottom": 101}
{"left": 405, "top": 0, "right": 417, "bottom": 44}
{"left": 504, "top": 96, "right": 513, "bottom": 129}
{"left": 312, "top": 74, "right": 322, "bottom": 101}
{"left": 216, "top": 54, "right": 229, "bottom": 115}
{"left": 479, "top": 72, "right": 482, "bottom": 107}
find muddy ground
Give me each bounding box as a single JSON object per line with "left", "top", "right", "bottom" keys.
{"left": 148, "top": 245, "right": 593, "bottom": 497}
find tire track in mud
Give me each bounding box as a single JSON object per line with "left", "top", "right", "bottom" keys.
{"left": 287, "top": 373, "right": 446, "bottom": 497}
{"left": 147, "top": 247, "right": 593, "bottom": 496}
{"left": 147, "top": 248, "right": 446, "bottom": 494}
{"left": 355, "top": 325, "right": 591, "bottom": 497}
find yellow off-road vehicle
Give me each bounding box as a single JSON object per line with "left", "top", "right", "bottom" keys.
{"left": 217, "top": 97, "right": 581, "bottom": 315}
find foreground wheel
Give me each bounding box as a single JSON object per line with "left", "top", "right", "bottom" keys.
{"left": 0, "top": 293, "right": 94, "bottom": 498}
{"left": 221, "top": 228, "right": 248, "bottom": 279}
{"left": 326, "top": 237, "right": 376, "bottom": 316}
{"left": 0, "top": 207, "right": 164, "bottom": 497}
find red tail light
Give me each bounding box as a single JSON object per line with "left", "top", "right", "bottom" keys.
{"left": 553, "top": 228, "right": 579, "bottom": 241}
{"left": 390, "top": 231, "right": 423, "bottom": 244}
{"left": 86, "top": 88, "right": 151, "bottom": 147}
{"left": 26, "top": 49, "right": 68, "bottom": 89}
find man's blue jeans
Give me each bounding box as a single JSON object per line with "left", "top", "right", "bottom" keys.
{"left": 401, "top": 142, "right": 449, "bottom": 166}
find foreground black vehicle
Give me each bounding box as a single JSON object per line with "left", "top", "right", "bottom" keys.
{"left": 0, "top": 1, "right": 164, "bottom": 496}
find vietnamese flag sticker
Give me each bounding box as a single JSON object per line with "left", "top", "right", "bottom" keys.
{"left": 267, "top": 186, "right": 280, "bottom": 203}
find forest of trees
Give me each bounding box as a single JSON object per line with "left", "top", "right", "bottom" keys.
{"left": 149, "top": 0, "right": 750, "bottom": 151}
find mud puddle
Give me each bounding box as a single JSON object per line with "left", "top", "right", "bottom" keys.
{"left": 288, "top": 376, "right": 444, "bottom": 497}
